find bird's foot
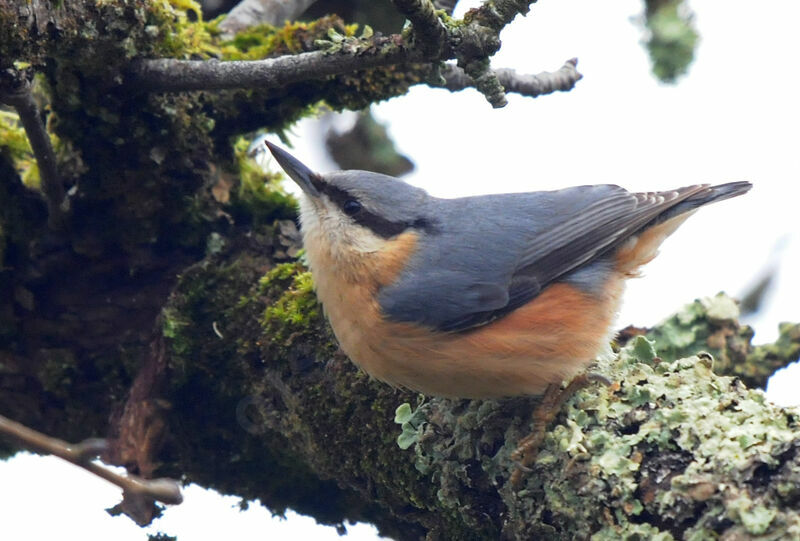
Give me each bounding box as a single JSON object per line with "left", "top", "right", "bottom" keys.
{"left": 510, "top": 372, "right": 611, "bottom": 487}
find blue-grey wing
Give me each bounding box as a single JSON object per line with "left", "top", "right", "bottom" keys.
{"left": 378, "top": 184, "right": 709, "bottom": 332}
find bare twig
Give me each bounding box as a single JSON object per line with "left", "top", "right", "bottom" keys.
{"left": 440, "top": 58, "right": 582, "bottom": 98}
{"left": 0, "top": 78, "right": 65, "bottom": 229}
{"left": 0, "top": 413, "right": 182, "bottom": 507}
{"left": 129, "top": 42, "right": 422, "bottom": 92}
{"left": 392, "top": 0, "right": 447, "bottom": 57}
{"left": 219, "top": 0, "right": 318, "bottom": 37}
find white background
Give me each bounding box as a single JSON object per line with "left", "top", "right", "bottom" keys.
{"left": 2, "top": 1, "right": 798, "bottom": 539}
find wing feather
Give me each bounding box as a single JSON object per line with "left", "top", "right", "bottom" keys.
{"left": 379, "top": 183, "right": 734, "bottom": 333}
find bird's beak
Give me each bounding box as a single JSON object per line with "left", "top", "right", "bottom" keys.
{"left": 264, "top": 141, "right": 321, "bottom": 198}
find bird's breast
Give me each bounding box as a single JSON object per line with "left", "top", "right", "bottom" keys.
{"left": 302, "top": 227, "right": 627, "bottom": 398}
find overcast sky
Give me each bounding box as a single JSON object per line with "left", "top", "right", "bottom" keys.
{"left": 3, "top": 1, "right": 799, "bottom": 539}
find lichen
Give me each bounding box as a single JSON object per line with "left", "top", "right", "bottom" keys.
{"left": 645, "top": 293, "right": 800, "bottom": 388}
{"left": 392, "top": 302, "right": 800, "bottom": 539}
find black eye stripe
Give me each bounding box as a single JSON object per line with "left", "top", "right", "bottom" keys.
{"left": 315, "top": 178, "right": 437, "bottom": 238}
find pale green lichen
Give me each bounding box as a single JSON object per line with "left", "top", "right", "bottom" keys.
{"left": 645, "top": 293, "right": 800, "bottom": 388}
{"left": 396, "top": 301, "right": 800, "bottom": 538}
{"left": 523, "top": 336, "right": 800, "bottom": 538}
{"left": 394, "top": 402, "right": 427, "bottom": 450}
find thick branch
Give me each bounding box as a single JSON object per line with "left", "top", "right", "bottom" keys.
{"left": 440, "top": 58, "right": 583, "bottom": 98}
{"left": 129, "top": 42, "right": 423, "bottom": 92}
{"left": 0, "top": 78, "right": 65, "bottom": 229}
{"left": 130, "top": 0, "right": 550, "bottom": 107}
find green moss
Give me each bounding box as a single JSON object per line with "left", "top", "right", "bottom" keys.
{"left": 259, "top": 264, "right": 322, "bottom": 348}
{"left": 148, "top": 0, "right": 217, "bottom": 58}
{"left": 220, "top": 18, "right": 359, "bottom": 60}
{"left": 228, "top": 136, "right": 297, "bottom": 225}
{"left": 0, "top": 110, "right": 38, "bottom": 190}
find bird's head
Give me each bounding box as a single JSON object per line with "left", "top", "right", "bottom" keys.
{"left": 266, "top": 142, "right": 435, "bottom": 257}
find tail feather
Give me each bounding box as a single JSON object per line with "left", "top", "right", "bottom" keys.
{"left": 615, "top": 181, "right": 752, "bottom": 275}
{"left": 658, "top": 181, "right": 752, "bottom": 222}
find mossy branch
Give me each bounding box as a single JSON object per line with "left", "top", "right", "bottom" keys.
{"left": 129, "top": 41, "right": 423, "bottom": 92}
{"left": 127, "top": 0, "right": 566, "bottom": 107}
{"left": 0, "top": 76, "right": 65, "bottom": 229}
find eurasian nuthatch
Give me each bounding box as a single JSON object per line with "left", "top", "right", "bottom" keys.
{"left": 266, "top": 142, "right": 751, "bottom": 399}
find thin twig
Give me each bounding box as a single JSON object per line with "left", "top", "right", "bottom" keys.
{"left": 0, "top": 413, "right": 182, "bottom": 506}
{"left": 219, "top": 0, "right": 318, "bottom": 37}
{"left": 0, "top": 79, "right": 65, "bottom": 229}
{"left": 440, "top": 58, "right": 583, "bottom": 98}
{"left": 129, "top": 42, "right": 422, "bottom": 92}
{"left": 392, "top": 0, "right": 448, "bottom": 57}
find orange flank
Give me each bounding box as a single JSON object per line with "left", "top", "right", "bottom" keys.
{"left": 304, "top": 224, "right": 629, "bottom": 398}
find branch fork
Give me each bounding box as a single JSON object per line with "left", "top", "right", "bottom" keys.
{"left": 130, "top": 0, "right": 580, "bottom": 108}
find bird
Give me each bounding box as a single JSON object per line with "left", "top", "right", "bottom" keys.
{"left": 265, "top": 141, "right": 751, "bottom": 400}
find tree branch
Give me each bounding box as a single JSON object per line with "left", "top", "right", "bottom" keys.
{"left": 391, "top": 0, "right": 447, "bottom": 57}
{"left": 0, "top": 413, "right": 182, "bottom": 517}
{"left": 439, "top": 58, "right": 583, "bottom": 98}
{"left": 129, "top": 40, "right": 423, "bottom": 92}
{"left": 0, "top": 77, "right": 65, "bottom": 230}
{"left": 129, "top": 47, "right": 583, "bottom": 110}
{"left": 129, "top": 0, "right": 553, "bottom": 108}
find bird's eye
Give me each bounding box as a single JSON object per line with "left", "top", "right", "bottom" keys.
{"left": 343, "top": 199, "right": 362, "bottom": 216}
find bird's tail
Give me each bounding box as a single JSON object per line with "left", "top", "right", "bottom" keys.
{"left": 660, "top": 181, "right": 752, "bottom": 221}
